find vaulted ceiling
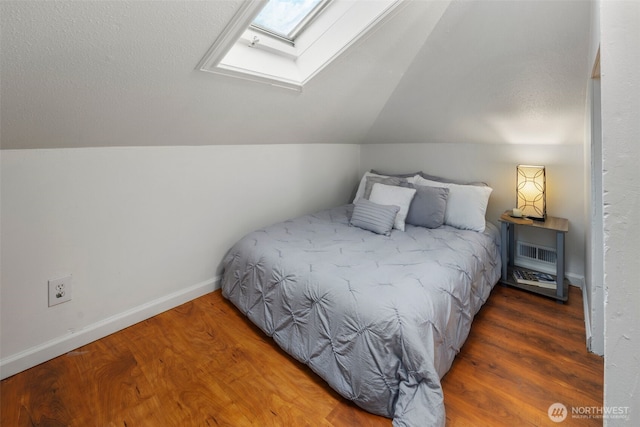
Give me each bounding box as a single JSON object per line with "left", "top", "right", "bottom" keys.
{"left": 0, "top": 0, "right": 591, "bottom": 150}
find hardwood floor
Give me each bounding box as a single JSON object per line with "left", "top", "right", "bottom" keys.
{"left": 1, "top": 285, "right": 603, "bottom": 426}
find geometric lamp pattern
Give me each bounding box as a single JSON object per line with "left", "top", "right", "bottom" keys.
{"left": 516, "top": 165, "right": 546, "bottom": 220}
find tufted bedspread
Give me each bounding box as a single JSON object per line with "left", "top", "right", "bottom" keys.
{"left": 221, "top": 205, "right": 501, "bottom": 426}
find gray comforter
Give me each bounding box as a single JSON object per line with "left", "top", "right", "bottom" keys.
{"left": 221, "top": 205, "right": 501, "bottom": 426}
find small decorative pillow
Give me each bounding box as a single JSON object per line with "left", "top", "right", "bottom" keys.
{"left": 350, "top": 198, "right": 400, "bottom": 236}
{"left": 368, "top": 183, "right": 417, "bottom": 232}
{"left": 405, "top": 185, "right": 450, "bottom": 228}
{"left": 414, "top": 176, "right": 492, "bottom": 232}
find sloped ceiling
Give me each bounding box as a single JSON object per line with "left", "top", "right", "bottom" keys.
{"left": 365, "top": 0, "right": 591, "bottom": 145}
{"left": 0, "top": 0, "right": 590, "bottom": 150}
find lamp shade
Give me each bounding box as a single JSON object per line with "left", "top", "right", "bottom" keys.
{"left": 516, "top": 165, "right": 546, "bottom": 220}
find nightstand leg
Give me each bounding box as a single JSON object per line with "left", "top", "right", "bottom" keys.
{"left": 556, "top": 231, "right": 565, "bottom": 302}
{"left": 501, "top": 222, "right": 508, "bottom": 281}
{"left": 508, "top": 223, "right": 515, "bottom": 269}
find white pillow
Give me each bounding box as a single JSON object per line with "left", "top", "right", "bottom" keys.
{"left": 368, "top": 183, "right": 417, "bottom": 231}
{"left": 414, "top": 176, "right": 492, "bottom": 232}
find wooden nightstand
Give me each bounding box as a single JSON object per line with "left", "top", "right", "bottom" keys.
{"left": 498, "top": 211, "right": 570, "bottom": 302}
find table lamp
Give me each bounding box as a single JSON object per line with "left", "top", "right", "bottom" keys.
{"left": 516, "top": 165, "right": 546, "bottom": 220}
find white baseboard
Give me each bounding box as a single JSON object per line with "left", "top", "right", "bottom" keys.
{"left": 582, "top": 284, "right": 593, "bottom": 351}
{"left": 0, "top": 276, "right": 221, "bottom": 380}
{"left": 566, "top": 272, "right": 584, "bottom": 289}
{"left": 564, "top": 274, "right": 592, "bottom": 351}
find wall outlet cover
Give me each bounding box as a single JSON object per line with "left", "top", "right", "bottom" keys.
{"left": 48, "top": 275, "right": 72, "bottom": 307}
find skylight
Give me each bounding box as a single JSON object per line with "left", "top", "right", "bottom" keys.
{"left": 251, "top": 0, "right": 330, "bottom": 42}
{"left": 198, "top": 0, "right": 404, "bottom": 90}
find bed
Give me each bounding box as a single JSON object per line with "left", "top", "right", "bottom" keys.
{"left": 220, "top": 172, "right": 501, "bottom": 426}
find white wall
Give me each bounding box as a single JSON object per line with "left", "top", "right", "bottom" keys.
{"left": 360, "top": 142, "right": 586, "bottom": 281}
{"left": 583, "top": 0, "right": 604, "bottom": 356}
{"left": 584, "top": 75, "right": 605, "bottom": 356}
{"left": 0, "top": 144, "right": 359, "bottom": 378}
{"left": 600, "top": 1, "right": 640, "bottom": 423}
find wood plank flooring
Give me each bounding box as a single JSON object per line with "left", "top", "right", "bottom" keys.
{"left": 1, "top": 284, "right": 603, "bottom": 426}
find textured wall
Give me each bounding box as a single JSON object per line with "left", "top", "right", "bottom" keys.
{"left": 601, "top": 0, "right": 640, "bottom": 421}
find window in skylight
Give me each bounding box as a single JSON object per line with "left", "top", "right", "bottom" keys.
{"left": 251, "top": 0, "right": 331, "bottom": 43}
{"left": 197, "top": 0, "right": 406, "bottom": 91}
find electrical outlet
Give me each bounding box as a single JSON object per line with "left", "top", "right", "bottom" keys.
{"left": 48, "top": 275, "right": 72, "bottom": 307}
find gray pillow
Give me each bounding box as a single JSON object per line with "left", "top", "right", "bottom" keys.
{"left": 363, "top": 176, "right": 410, "bottom": 200}
{"left": 370, "top": 169, "right": 421, "bottom": 178}
{"left": 350, "top": 198, "right": 400, "bottom": 236}
{"left": 405, "top": 185, "right": 450, "bottom": 228}
{"left": 419, "top": 172, "right": 488, "bottom": 187}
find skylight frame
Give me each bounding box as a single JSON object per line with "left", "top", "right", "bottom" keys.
{"left": 250, "top": 0, "right": 333, "bottom": 44}
{"left": 197, "top": 0, "right": 405, "bottom": 91}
